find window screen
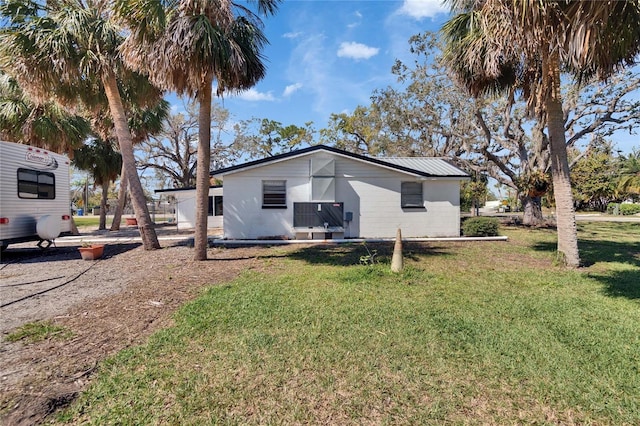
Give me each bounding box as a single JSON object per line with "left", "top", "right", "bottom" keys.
{"left": 263, "top": 180, "right": 286, "bottom": 208}
{"left": 18, "top": 168, "right": 55, "bottom": 199}
{"left": 401, "top": 182, "right": 423, "bottom": 208}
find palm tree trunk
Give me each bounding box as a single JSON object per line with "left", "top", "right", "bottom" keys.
{"left": 110, "top": 163, "right": 127, "bottom": 231}
{"left": 99, "top": 181, "right": 108, "bottom": 230}
{"left": 545, "top": 52, "right": 580, "bottom": 267}
{"left": 194, "top": 78, "right": 213, "bottom": 260}
{"left": 102, "top": 71, "right": 160, "bottom": 250}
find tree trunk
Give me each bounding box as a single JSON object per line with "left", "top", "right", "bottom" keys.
{"left": 70, "top": 218, "right": 79, "bottom": 235}
{"left": 102, "top": 71, "right": 160, "bottom": 250}
{"left": 521, "top": 195, "right": 545, "bottom": 226}
{"left": 110, "top": 163, "right": 126, "bottom": 231}
{"left": 545, "top": 53, "right": 580, "bottom": 267}
{"left": 194, "top": 78, "right": 213, "bottom": 260}
{"left": 99, "top": 182, "right": 108, "bottom": 230}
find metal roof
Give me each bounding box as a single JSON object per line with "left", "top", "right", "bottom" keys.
{"left": 378, "top": 157, "right": 469, "bottom": 177}
{"left": 211, "top": 145, "right": 469, "bottom": 178}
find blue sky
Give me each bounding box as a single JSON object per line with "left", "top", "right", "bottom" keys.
{"left": 170, "top": 0, "right": 639, "bottom": 154}
{"left": 222, "top": 0, "right": 449, "bottom": 126}
{"left": 170, "top": 1, "right": 450, "bottom": 135}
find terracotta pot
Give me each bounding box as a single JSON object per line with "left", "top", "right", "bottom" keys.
{"left": 79, "top": 244, "right": 105, "bottom": 260}
{"left": 125, "top": 217, "right": 138, "bottom": 226}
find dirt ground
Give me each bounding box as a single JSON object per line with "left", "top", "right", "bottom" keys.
{"left": 0, "top": 227, "right": 298, "bottom": 425}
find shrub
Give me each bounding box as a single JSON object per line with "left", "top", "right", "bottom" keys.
{"left": 619, "top": 203, "right": 640, "bottom": 216}
{"left": 462, "top": 217, "right": 499, "bottom": 237}
{"left": 606, "top": 203, "right": 620, "bottom": 215}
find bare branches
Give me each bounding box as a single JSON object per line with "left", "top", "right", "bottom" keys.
{"left": 565, "top": 71, "right": 640, "bottom": 149}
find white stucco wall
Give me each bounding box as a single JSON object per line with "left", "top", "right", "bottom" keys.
{"left": 220, "top": 152, "right": 463, "bottom": 239}
{"left": 172, "top": 187, "right": 223, "bottom": 231}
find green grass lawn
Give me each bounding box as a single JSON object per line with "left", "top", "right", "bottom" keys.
{"left": 56, "top": 222, "right": 640, "bottom": 424}
{"left": 72, "top": 215, "right": 171, "bottom": 228}
{"left": 72, "top": 216, "right": 104, "bottom": 228}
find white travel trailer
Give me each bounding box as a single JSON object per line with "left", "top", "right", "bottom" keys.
{"left": 0, "top": 141, "right": 73, "bottom": 250}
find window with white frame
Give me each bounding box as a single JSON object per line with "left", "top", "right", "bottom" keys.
{"left": 262, "top": 180, "right": 286, "bottom": 208}
{"left": 401, "top": 181, "right": 423, "bottom": 208}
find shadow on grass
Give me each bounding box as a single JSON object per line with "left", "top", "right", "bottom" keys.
{"left": 532, "top": 239, "right": 640, "bottom": 268}
{"left": 589, "top": 269, "right": 640, "bottom": 299}
{"left": 532, "top": 238, "right": 640, "bottom": 300}
{"left": 288, "top": 242, "right": 451, "bottom": 267}
{"left": 579, "top": 239, "right": 640, "bottom": 268}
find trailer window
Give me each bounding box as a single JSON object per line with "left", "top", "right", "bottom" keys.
{"left": 18, "top": 168, "right": 55, "bottom": 199}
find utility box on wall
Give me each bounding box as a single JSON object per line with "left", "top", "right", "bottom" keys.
{"left": 293, "top": 202, "right": 344, "bottom": 239}
{"left": 293, "top": 202, "right": 343, "bottom": 228}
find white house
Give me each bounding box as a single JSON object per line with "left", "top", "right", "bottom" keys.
{"left": 211, "top": 145, "right": 469, "bottom": 240}
{"left": 155, "top": 185, "right": 223, "bottom": 231}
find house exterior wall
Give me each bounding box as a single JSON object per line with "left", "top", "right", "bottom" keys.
{"left": 173, "top": 187, "right": 223, "bottom": 231}
{"left": 222, "top": 152, "right": 463, "bottom": 239}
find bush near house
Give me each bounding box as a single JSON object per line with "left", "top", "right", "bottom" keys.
{"left": 620, "top": 203, "right": 640, "bottom": 215}
{"left": 461, "top": 217, "right": 500, "bottom": 236}
{"left": 607, "top": 203, "right": 640, "bottom": 215}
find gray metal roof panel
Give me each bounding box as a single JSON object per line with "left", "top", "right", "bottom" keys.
{"left": 379, "top": 157, "right": 469, "bottom": 177}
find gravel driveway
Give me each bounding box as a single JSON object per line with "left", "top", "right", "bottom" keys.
{"left": 0, "top": 226, "right": 290, "bottom": 425}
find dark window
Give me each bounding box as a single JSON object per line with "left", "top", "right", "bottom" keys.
{"left": 18, "top": 168, "right": 55, "bottom": 199}
{"left": 214, "top": 196, "right": 223, "bottom": 216}
{"left": 401, "top": 182, "right": 423, "bottom": 208}
{"left": 262, "top": 180, "right": 286, "bottom": 208}
{"left": 208, "top": 195, "right": 223, "bottom": 216}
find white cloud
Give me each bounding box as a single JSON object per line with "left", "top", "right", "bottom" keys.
{"left": 283, "top": 83, "right": 303, "bottom": 97}
{"left": 236, "top": 88, "right": 276, "bottom": 101}
{"left": 337, "top": 42, "right": 379, "bottom": 60}
{"left": 398, "top": 0, "right": 448, "bottom": 19}
{"left": 283, "top": 31, "right": 302, "bottom": 39}
{"left": 348, "top": 10, "right": 362, "bottom": 28}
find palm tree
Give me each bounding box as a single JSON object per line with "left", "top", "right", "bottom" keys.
{"left": 115, "top": 0, "right": 280, "bottom": 260}
{"left": 0, "top": 72, "right": 91, "bottom": 155}
{"left": 73, "top": 139, "right": 123, "bottom": 230}
{"left": 442, "top": 0, "right": 640, "bottom": 267}
{"left": 618, "top": 150, "right": 640, "bottom": 198}
{"left": 110, "top": 100, "right": 169, "bottom": 231}
{"left": 0, "top": 0, "right": 163, "bottom": 250}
